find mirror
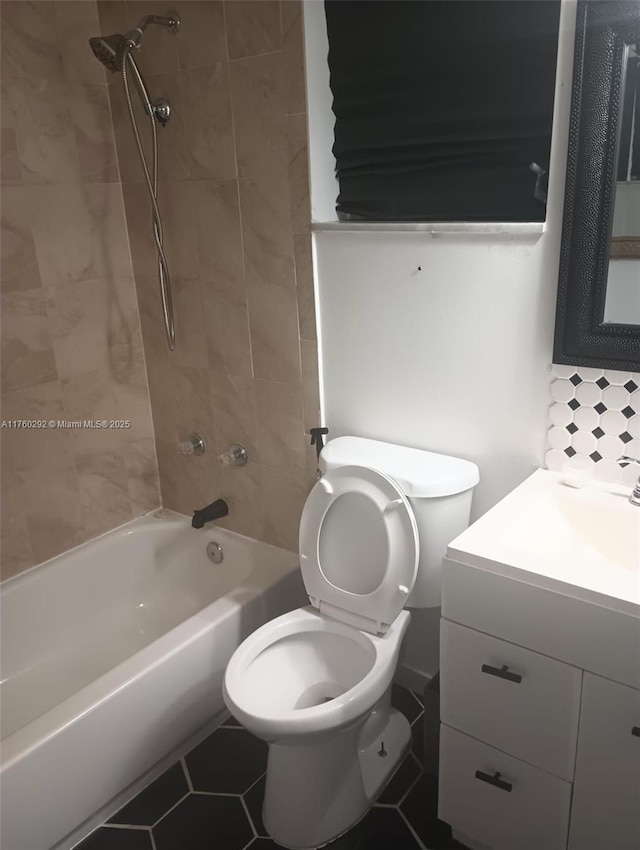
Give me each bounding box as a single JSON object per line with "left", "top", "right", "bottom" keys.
{"left": 553, "top": 0, "right": 640, "bottom": 370}
{"left": 604, "top": 43, "right": 640, "bottom": 325}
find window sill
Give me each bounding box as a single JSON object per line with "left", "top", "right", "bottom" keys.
{"left": 311, "top": 221, "right": 546, "bottom": 235}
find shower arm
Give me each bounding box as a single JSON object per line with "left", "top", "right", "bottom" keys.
{"left": 125, "top": 12, "right": 179, "bottom": 48}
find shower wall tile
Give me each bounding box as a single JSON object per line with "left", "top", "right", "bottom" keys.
{"left": 0, "top": 495, "right": 35, "bottom": 581}
{"left": 280, "top": 0, "right": 306, "bottom": 115}
{"left": 0, "top": 1, "right": 160, "bottom": 581}
{"left": 177, "top": 1, "right": 227, "bottom": 70}
{"left": 0, "top": 1, "right": 63, "bottom": 81}
{"left": 105, "top": 0, "right": 320, "bottom": 552}
{"left": 76, "top": 448, "right": 133, "bottom": 539}
{"left": 287, "top": 113, "right": 311, "bottom": 233}
{"left": 55, "top": 1, "right": 108, "bottom": 85}
{"left": 183, "top": 62, "right": 236, "bottom": 180}
{"left": 202, "top": 283, "right": 254, "bottom": 377}
{"left": 254, "top": 378, "right": 306, "bottom": 472}
{"left": 67, "top": 82, "right": 120, "bottom": 183}
{"left": 260, "top": 463, "right": 308, "bottom": 551}
{"left": 0, "top": 126, "right": 23, "bottom": 186}
{"left": 224, "top": 1, "right": 281, "bottom": 61}
{"left": 9, "top": 74, "right": 82, "bottom": 185}
{"left": 0, "top": 186, "right": 41, "bottom": 293}
{"left": 188, "top": 179, "right": 244, "bottom": 288}
{"left": 247, "top": 282, "right": 302, "bottom": 383}
{"left": 126, "top": 436, "right": 162, "bottom": 515}
{"left": 168, "top": 277, "right": 209, "bottom": 369}
{"left": 1, "top": 380, "right": 72, "bottom": 481}
{"left": 239, "top": 174, "right": 296, "bottom": 289}
{"left": 27, "top": 183, "right": 98, "bottom": 286}
{"left": 300, "top": 338, "right": 320, "bottom": 433}
{"left": 294, "top": 232, "right": 316, "bottom": 341}
{"left": 0, "top": 288, "right": 58, "bottom": 393}
{"left": 96, "top": 0, "right": 128, "bottom": 39}
{"left": 210, "top": 370, "right": 258, "bottom": 460}
{"left": 229, "top": 51, "right": 288, "bottom": 180}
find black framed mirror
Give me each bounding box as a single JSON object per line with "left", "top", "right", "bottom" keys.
{"left": 553, "top": 0, "right": 640, "bottom": 371}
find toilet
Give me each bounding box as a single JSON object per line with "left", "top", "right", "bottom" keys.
{"left": 223, "top": 436, "right": 479, "bottom": 849}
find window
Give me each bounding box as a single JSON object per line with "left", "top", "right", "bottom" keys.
{"left": 325, "top": 0, "right": 561, "bottom": 222}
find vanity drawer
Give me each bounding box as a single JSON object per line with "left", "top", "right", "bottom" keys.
{"left": 440, "top": 619, "right": 581, "bottom": 780}
{"left": 438, "top": 725, "right": 571, "bottom": 850}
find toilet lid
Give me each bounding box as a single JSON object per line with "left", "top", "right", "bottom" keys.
{"left": 299, "top": 465, "right": 419, "bottom": 634}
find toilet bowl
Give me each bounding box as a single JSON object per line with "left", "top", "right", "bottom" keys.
{"left": 224, "top": 606, "right": 412, "bottom": 848}
{"left": 224, "top": 437, "right": 479, "bottom": 849}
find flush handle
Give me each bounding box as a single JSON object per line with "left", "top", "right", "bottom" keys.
{"left": 632, "top": 726, "right": 640, "bottom": 738}
{"left": 481, "top": 664, "right": 522, "bottom": 684}
{"left": 475, "top": 770, "right": 513, "bottom": 793}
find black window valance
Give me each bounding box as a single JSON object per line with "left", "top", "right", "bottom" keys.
{"left": 325, "top": 0, "right": 562, "bottom": 222}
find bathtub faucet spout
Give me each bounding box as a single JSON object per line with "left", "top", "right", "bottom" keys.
{"left": 192, "top": 498, "right": 229, "bottom": 528}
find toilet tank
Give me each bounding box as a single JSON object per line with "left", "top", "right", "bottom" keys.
{"left": 319, "top": 437, "right": 479, "bottom": 608}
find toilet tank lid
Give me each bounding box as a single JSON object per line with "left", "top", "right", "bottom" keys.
{"left": 319, "top": 437, "right": 479, "bottom": 498}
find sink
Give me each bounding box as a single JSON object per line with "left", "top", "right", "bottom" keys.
{"left": 555, "top": 484, "right": 637, "bottom": 572}
{"left": 448, "top": 469, "right": 640, "bottom": 612}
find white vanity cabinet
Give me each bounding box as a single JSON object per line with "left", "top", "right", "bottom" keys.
{"left": 436, "top": 470, "right": 640, "bottom": 850}
{"left": 439, "top": 574, "right": 640, "bottom": 850}
{"left": 568, "top": 673, "right": 640, "bottom": 850}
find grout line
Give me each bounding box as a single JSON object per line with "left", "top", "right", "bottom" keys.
{"left": 409, "top": 751, "right": 424, "bottom": 770}
{"left": 397, "top": 766, "right": 424, "bottom": 808}
{"left": 180, "top": 757, "right": 194, "bottom": 792}
{"left": 151, "top": 791, "right": 191, "bottom": 829}
{"left": 243, "top": 770, "right": 266, "bottom": 795}
{"left": 240, "top": 795, "right": 258, "bottom": 839}
{"left": 149, "top": 829, "right": 158, "bottom": 850}
{"left": 228, "top": 49, "right": 282, "bottom": 63}
{"left": 398, "top": 807, "right": 430, "bottom": 850}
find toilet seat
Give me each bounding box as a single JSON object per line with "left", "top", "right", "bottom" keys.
{"left": 299, "top": 465, "right": 419, "bottom": 635}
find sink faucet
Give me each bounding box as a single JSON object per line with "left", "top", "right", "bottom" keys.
{"left": 192, "top": 498, "right": 229, "bottom": 528}
{"left": 616, "top": 457, "right": 640, "bottom": 506}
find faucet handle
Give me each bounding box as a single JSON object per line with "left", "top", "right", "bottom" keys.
{"left": 177, "top": 434, "right": 206, "bottom": 456}
{"left": 617, "top": 455, "right": 640, "bottom": 467}
{"left": 218, "top": 444, "right": 248, "bottom": 467}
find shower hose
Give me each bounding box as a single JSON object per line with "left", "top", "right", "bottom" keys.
{"left": 122, "top": 48, "right": 176, "bottom": 350}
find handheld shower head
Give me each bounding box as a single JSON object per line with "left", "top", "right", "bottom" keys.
{"left": 89, "top": 34, "right": 128, "bottom": 73}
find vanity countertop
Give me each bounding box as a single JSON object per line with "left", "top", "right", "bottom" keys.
{"left": 447, "top": 469, "right": 640, "bottom": 618}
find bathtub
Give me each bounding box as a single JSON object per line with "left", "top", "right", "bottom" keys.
{"left": 0, "top": 510, "right": 305, "bottom": 850}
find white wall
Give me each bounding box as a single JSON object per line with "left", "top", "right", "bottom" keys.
{"left": 305, "top": 0, "right": 577, "bottom": 678}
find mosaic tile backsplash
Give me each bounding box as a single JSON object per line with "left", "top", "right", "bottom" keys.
{"left": 546, "top": 365, "right": 640, "bottom": 485}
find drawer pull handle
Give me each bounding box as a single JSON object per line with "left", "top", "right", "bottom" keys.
{"left": 632, "top": 727, "right": 640, "bottom": 738}
{"left": 475, "top": 770, "right": 513, "bottom": 793}
{"left": 481, "top": 663, "right": 522, "bottom": 684}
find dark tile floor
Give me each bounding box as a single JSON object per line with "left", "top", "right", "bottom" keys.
{"left": 76, "top": 686, "right": 465, "bottom": 850}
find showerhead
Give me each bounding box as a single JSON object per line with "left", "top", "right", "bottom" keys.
{"left": 89, "top": 34, "right": 128, "bottom": 73}
{"left": 88, "top": 10, "right": 180, "bottom": 73}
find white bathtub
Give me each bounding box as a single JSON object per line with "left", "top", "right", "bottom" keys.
{"left": 0, "top": 510, "right": 305, "bottom": 850}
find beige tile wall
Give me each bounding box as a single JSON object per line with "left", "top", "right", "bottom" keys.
{"left": 98, "top": 0, "right": 320, "bottom": 550}
{"left": 1, "top": 1, "right": 160, "bottom": 580}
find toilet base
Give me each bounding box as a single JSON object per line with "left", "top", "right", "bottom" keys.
{"left": 262, "top": 705, "right": 411, "bottom": 849}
